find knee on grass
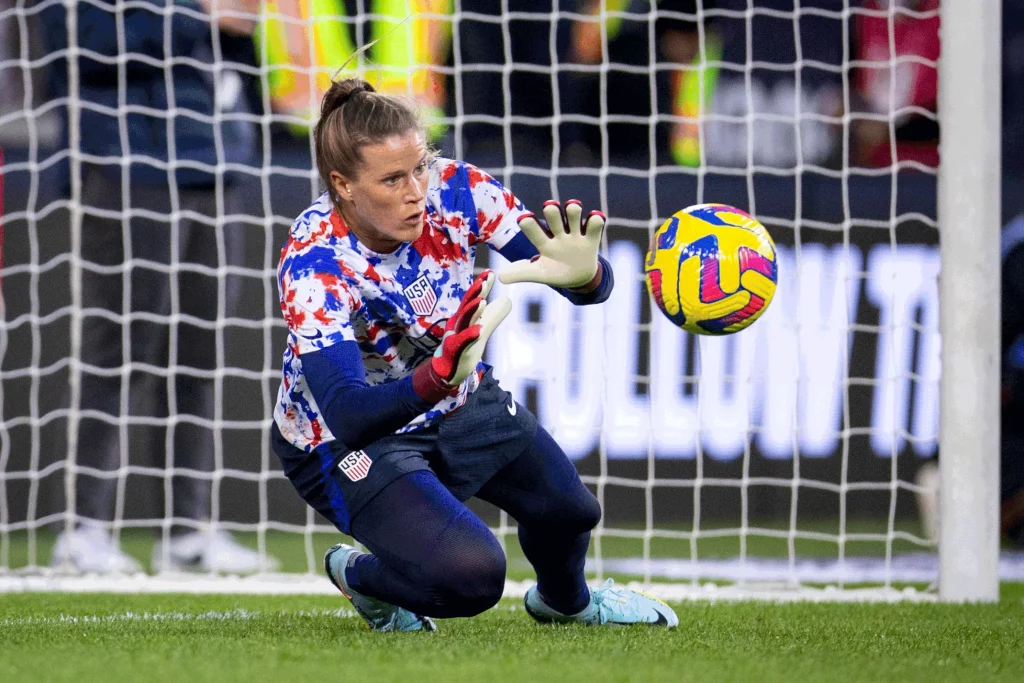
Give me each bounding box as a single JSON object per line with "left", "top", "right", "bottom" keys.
{"left": 422, "top": 538, "right": 507, "bottom": 618}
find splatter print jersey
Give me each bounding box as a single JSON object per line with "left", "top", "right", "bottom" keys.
{"left": 275, "top": 158, "right": 527, "bottom": 451}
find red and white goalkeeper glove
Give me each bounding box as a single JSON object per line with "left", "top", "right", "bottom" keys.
{"left": 498, "top": 199, "right": 606, "bottom": 289}
{"left": 412, "top": 270, "right": 511, "bottom": 402}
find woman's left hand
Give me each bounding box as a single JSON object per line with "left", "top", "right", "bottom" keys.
{"left": 498, "top": 200, "right": 605, "bottom": 289}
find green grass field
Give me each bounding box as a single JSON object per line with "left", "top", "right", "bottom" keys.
{"left": 3, "top": 522, "right": 1020, "bottom": 682}
{"left": 2, "top": 588, "right": 1022, "bottom": 683}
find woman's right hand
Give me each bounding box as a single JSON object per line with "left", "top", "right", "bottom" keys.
{"left": 411, "top": 271, "right": 512, "bottom": 402}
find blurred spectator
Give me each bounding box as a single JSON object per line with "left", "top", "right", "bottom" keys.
{"left": 258, "top": 0, "right": 452, "bottom": 141}
{"left": 1004, "top": 2, "right": 1024, "bottom": 177}
{"left": 461, "top": 1, "right": 843, "bottom": 170}
{"left": 40, "top": 0, "right": 278, "bottom": 574}
{"left": 920, "top": 216, "right": 1024, "bottom": 546}
{"left": 0, "top": 3, "right": 15, "bottom": 126}
{"left": 852, "top": 0, "right": 940, "bottom": 168}
{"left": 1001, "top": 217, "right": 1024, "bottom": 546}
{"left": 0, "top": 1, "right": 60, "bottom": 149}
{"left": 0, "top": 1, "right": 7, "bottom": 226}
{"left": 557, "top": 1, "right": 700, "bottom": 167}
{"left": 454, "top": 1, "right": 574, "bottom": 164}
{"left": 666, "top": 0, "right": 843, "bottom": 170}
{"left": 656, "top": 0, "right": 712, "bottom": 167}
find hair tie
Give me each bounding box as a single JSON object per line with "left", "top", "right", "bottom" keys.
{"left": 338, "top": 85, "right": 368, "bottom": 107}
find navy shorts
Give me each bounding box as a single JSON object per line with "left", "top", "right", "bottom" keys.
{"left": 271, "top": 369, "right": 539, "bottom": 535}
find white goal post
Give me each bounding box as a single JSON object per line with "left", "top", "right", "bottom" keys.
{"left": 937, "top": 0, "right": 1000, "bottom": 603}
{"left": 0, "top": 0, "right": 1006, "bottom": 602}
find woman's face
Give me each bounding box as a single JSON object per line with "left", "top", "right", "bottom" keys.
{"left": 331, "top": 130, "right": 429, "bottom": 253}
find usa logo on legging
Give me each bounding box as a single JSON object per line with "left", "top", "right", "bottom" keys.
{"left": 338, "top": 450, "right": 373, "bottom": 482}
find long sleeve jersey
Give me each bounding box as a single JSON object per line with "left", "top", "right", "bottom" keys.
{"left": 275, "top": 157, "right": 612, "bottom": 451}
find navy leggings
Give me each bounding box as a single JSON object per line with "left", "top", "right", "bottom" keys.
{"left": 345, "top": 427, "right": 601, "bottom": 619}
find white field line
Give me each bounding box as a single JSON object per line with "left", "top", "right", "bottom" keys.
{"left": 0, "top": 607, "right": 358, "bottom": 628}
{"left": 0, "top": 574, "right": 939, "bottom": 603}
{"left": 0, "top": 583, "right": 944, "bottom": 630}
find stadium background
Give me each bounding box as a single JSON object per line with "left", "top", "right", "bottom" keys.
{"left": 1, "top": 0, "right": 1023, "bottom": 530}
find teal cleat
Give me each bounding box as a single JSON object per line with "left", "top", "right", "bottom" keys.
{"left": 323, "top": 543, "right": 437, "bottom": 632}
{"left": 524, "top": 578, "right": 679, "bottom": 628}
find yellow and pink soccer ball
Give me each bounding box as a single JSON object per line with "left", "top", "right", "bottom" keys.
{"left": 644, "top": 204, "right": 778, "bottom": 336}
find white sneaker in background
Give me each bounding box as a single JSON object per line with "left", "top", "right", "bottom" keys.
{"left": 915, "top": 461, "right": 940, "bottom": 543}
{"left": 151, "top": 529, "right": 280, "bottom": 574}
{"left": 50, "top": 524, "right": 144, "bottom": 575}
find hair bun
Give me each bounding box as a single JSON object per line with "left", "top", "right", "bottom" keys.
{"left": 339, "top": 85, "right": 369, "bottom": 106}
{"left": 321, "top": 79, "right": 376, "bottom": 117}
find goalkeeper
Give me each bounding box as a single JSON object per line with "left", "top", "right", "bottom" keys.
{"left": 272, "top": 77, "right": 679, "bottom": 631}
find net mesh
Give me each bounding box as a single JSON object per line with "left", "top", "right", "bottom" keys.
{"left": 0, "top": 0, "right": 950, "bottom": 592}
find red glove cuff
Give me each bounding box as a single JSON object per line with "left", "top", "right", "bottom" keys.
{"left": 412, "top": 362, "right": 458, "bottom": 403}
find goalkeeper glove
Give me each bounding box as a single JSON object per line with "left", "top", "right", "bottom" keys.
{"left": 498, "top": 200, "right": 606, "bottom": 289}
{"left": 412, "top": 270, "right": 511, "bottom": 402}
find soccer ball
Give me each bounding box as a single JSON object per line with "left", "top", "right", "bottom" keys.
{"left": 644, "top": 203, "right": 778, "bottom": 335}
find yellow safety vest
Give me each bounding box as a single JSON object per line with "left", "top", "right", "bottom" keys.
{"left": 580, "top": 2, "right": 721, "bottom": 167}
{"left": 256, "top": 0, "right": 451, "bottom": 138}
{"left": 671, "top": 34, "right": 721, "bottom": 167}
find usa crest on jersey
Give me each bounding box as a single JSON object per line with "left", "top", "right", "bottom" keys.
{"left": 404, "top": 274, "right": 438, "bottom": 316}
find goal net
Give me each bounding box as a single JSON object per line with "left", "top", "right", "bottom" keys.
{"left": 0, "top": 0, "right": 1003, "bottom": 599}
